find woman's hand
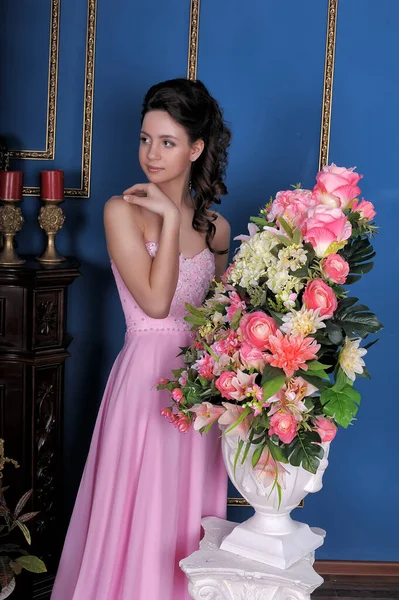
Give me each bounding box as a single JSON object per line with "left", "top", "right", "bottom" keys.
{"left": 123, "top": 183, "right": 180, "bottom": 221}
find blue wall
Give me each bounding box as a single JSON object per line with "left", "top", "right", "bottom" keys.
{"left": 1, "top": 0, "right": 397, "bottom": 561}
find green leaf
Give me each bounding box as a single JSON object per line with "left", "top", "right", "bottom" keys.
{"left": 184, "top": 315, "right": 205, "bottom": 325}
{"left": 203, "top": 343, "right": 219, "bottom": 362}
{"left": 184, "top": 302, "right": 205, "bottom": 317}
{"left": 16, "top": 555, "right": 47, "bottom": 574}
{"left": 305, "top": 369, "right": 330, "bottom": 381}
{"left": 223, "top": 407, "right": 251, "bottom": 435}
{"left": 231, "top": 307, "right": 242, "bottom": 330}
{"left": 340, "top": 236, "right": 376, "bottom": 282}
{"left": 17, "top": 511, "right": 39, "bottom": 524}
{"left": 320, "top": 385, "right": 361, "bottom": 428}
{"left": 9, "top": 560, "right": 22, "bottom": 575}
{"left": 333, "top": 298, "right": 383, "bottom": 339}
{"left": 324, "top": 321, "right": 344, "bottom": 345}
{"left": 14, "top": 490, "right": 32, "bottom": 519}
{"left": 252, "top": 443, "right": 266, "bottom": 468}
{"left": 267, "top": 440, "right": 288, "bottom": 464}
{"left": 278, "top": 217, "right": 293, "bottom": 238}
{"left": 15, "top": 521, "right": 31, "bottom": 545}
{"left": 262, "top": 374, "right": 287, "bottom": 401}
{"left": 298, "top": 371, "right": 330, "bottom": 392}
{"left": 286, "top": 431, "right": 324, "bottom": 474}
{"left": 307, "top": 360, "right": 331, "bottom": 371}
{"left": 290, "top": 265, "right": 309, "bottom": 278}
{"left": 333, "top": 367, "right": 351, "bottom": 392}
{"left": 276, "top": 235, "right": 291, "bottom": 247}
{"left": 250, "top": 216, "right": 267, "bottom": 227}
{"left": 292, "top": 228, "right": 302, "bottom": 245}
{"left": 261, "top": 364, "right": 285, "bottom": 385}
{"left": 233, "top": 439, "right": 244, "bottom": 477}
{"left": 241, "top": 441, "right": 252, "bottom": 466}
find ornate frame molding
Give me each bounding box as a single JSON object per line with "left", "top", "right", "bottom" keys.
{"left": 9, "top": 0, "right": 60, "bottom": 161}
{"left": 187, "top": 0, "right": 200, "bottom": 80}
{"left": 319, "top": 0, "right": 338, "bottom": 170}
{"left": 19, "top": 0, "right": 97, "bottom": 198}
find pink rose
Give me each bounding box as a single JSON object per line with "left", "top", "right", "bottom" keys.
{"left": 351, "top": 199, "right": 376, "bottom": 221}
{"left": 303, "top": 205, "right": 352, "bottom": 258}
{"left": 240, "top": 342, "right": 267, "bottom": 372}
{"left": 313, "top": 416, "right": 337, "bottom": 442}
{"left": 215, "top": 371, "right": 237, "bottom": 400}
{"left": 267, "top": 189, "right": 317, "bottom": 228}
{"left": 321, "top": 254, "right": 350, "bottom": 285}
{"left": 269, "top": 412, "right": 298, "bottom": 444}
{"left": 158, "top": 378, "right": 169, "bottom": 386}
{"left": 303, "top": 279, "right": 338, "bottom": 318}
{"left": 240, "top": 312, "right": 278, "bottom": 351}
{"left": 314, "top": 164, "right": 362, "bottom": 209}
{"left": 171, "top": 388, "right": 184, "bottom": 403}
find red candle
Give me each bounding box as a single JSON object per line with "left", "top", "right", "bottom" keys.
{"left": 40, "top": 170, "right": 64, "bottom": 200}
{"left": 0, "top": 170, "right": 24, "bottom": 200}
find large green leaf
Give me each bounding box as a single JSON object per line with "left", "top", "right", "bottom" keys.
{"left": 285, "top": 431, "right": 324, "bottom": 474}
{"left": 16, "top": 555, "right": 47, "bottom": 574}
{"left": 261, "top": 365, "right": 286, "bottom": 401}
{"left": 320, "top": 385, "right": 361, "bottom": 428}
{"left": 333, "top": 298, "right": 383, "bottom": 339}
{"left": 340, "top": 236, "right": 376, "bottom": 283}
{"left": 267, "top": 440, "right": 288, "bottom": 464}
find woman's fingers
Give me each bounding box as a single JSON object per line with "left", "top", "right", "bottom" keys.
{"left": 122, "top": 183, "right": 149, "bottom": 196}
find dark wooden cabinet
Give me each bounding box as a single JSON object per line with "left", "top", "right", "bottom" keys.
{"left": 0, "top": 257, "right": 80, "bottom": 599}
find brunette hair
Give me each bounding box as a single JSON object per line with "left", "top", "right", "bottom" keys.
{"left": 142, "top": 78, "right": 231, "bottom": 253}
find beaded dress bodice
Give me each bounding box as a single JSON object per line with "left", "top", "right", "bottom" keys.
{"left": 111, "top": 242, "right": 215, "bottom": 334}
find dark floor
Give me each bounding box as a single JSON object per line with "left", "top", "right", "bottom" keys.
{"left": 313, "top": 576, "right": 399, "bottom": 599}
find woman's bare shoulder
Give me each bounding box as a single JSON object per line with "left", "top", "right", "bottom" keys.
{"left": 104, "top": 195, "right": 143, "bottom": 224}
{"left": 212, "top": 211, "right": 231, "bottom": 250}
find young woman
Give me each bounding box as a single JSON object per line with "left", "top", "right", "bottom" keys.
{"left": 51, "top": 78, "right": 232, "bottom": 600}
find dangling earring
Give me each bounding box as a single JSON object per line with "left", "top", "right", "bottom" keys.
{"left": 189, "top": 180, "right": 192, "bottom": 191}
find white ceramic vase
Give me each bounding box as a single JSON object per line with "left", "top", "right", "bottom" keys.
{"left": 220, "top": 433, "right": 330, "bottom": 569}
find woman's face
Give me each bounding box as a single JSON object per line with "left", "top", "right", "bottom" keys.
{"left": 139, "top": 110, "right": 203, "bottom": 185}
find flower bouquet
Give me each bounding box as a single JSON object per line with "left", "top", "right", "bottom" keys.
{"left": 158, "top": 164, "right": 382, "bottom": 500}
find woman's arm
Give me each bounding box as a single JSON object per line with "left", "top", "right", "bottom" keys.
{"left": 104, "top": 186, "right": 181, "bottom": 319}
{"left": 212, "top": 213, "right": 231, "bottom": 281}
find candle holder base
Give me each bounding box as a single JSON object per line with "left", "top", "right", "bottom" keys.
{"left": 37, "top": 201, "right": 66, "bottom": 264}
{"left": 36, "top": 244, "right": 66, "bottom": 264}
{"left": 0, "top": 203, "right": 25, "bottom": 266}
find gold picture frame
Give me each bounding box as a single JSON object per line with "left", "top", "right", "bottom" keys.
{"left": 14, "top": 0, "right": 97, "bottom": 198}
{"left": 186, "top": 0, "right": 339, "bottom": 507}
{"left": 9, "top": 0, "right": 60, "bottom": 162}
{"left": 187, "top": 0, "right": 200, "bottom": 81}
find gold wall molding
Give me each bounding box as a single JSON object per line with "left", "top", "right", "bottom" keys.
{"left": 9, "top": 0, "right": 60, "bottom": 161}
{"left": 22, "top": 0, "right": 97, "bottom": 198}
{"left": 187, "top": 0, "right": 200, "bottom": 80}
{"left": 319, "top": 0, "right": 338, "bottom": 170}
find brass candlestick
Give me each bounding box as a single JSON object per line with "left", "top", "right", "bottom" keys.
{"left": 0, "top": 198, "right": 25, "bottom": 266}
{"left": 37, "top": 198, "right": 66, "bottom": 263}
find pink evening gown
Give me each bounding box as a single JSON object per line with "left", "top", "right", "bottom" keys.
{"left": 51, "top": 242, "right": 227, "bottom": 600}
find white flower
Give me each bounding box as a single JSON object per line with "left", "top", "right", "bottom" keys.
{"left": 339, "top": 337, "right": 367, "bottom": 381}
{"left": 281, "top": 306, "right": 327, "bottom": 336}
{"left": 277, "top": 244, "right": 308, "bottom": 271}
{"left": 229, "top": 231, "right": 279, "bottom": 290}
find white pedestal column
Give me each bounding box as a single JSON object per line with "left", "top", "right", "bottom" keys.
{"left": 180, "top": 517, "right": 324, "bottom": 600}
